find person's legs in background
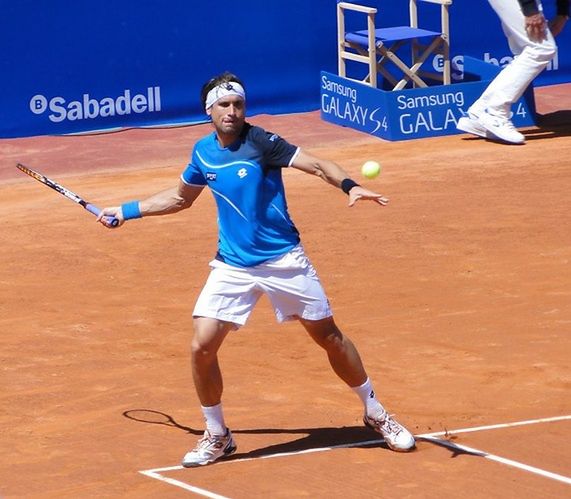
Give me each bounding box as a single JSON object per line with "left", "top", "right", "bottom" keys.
{"left": 458, "top": 0, "right": 557, "bottom": 144}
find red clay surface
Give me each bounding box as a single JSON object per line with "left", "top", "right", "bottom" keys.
{"left": 1, "top": 84, "right": 570, "bottom": 498}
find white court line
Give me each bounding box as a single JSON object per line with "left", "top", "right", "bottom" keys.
{"left": 139, "top": 469, "right": 231, "bottom": 499}
{"left": 420, "top": 414, "right": 571, "bottom": 438}
{"left": 139, "top": 414, "right": 571, "bottom": 495}
{"left": 420, "top": 436, "right": 571, "bottom": 485}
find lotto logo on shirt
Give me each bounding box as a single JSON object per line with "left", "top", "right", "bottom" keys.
{"left": 237, "top": 168, "right": 247, "bottom": 178}
{"left": 206, "top": 172, "right": 217, "bottom": 181}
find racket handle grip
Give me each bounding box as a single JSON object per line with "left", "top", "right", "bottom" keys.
{"left": 85, "top": 203, "right": 120, "bottom": 227}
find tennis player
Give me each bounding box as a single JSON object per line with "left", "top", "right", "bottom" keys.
{"left": 98, "top": 72, "right": 415, "bottom": 466}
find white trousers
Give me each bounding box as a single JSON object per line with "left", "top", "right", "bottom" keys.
{"left": 471, "top": 0, "right": 557, "bottom": 118}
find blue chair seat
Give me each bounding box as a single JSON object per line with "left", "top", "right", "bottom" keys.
{"left": 346, "top": 26, "right": 441, "bottom": 46}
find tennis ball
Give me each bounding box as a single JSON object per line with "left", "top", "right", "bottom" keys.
{"left": 361, "top": 160, "right": 381, "bottom": 179}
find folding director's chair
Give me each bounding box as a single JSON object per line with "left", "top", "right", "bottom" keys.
{"left": 337, "top": 0, "right": 452, "bottom": 90}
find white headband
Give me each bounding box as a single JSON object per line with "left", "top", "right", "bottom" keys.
{"left": 205, "top": 82, "right": 246, "bottom": 110}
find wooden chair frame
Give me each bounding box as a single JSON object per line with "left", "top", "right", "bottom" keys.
{"left": 337, "top": 0, "right": 452, "bottom": 90}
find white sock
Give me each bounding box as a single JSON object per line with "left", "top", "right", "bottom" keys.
{"left": 201, "top": 403, "right": 227, "bottom": 436}
{"left": 351, "top": 378, "right": 385, "bottom": 417}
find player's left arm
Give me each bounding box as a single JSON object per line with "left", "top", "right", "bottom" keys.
{"left": 290, "top": 149, "right": 389, "bottom": 207}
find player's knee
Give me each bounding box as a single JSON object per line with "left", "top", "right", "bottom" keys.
{"left": 530, "top": 41, "right": 557, "bottom": 63}
{"left": 303, "top": 317, "right": 342, "bottom": 348}
{"left": 190, "top": 338, "right": 217, "bottom": 364}
{"left": 190, "top": 317, "right": 230, "bottom": 362}
{"left": 317, "top": 327, "right": 347, "bottom": 353}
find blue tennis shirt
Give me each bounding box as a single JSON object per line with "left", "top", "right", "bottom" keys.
{"left": 181, "top": 123, "right": 301, "bottom": 268}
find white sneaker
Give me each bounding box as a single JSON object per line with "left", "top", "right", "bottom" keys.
{"left": 457, "top": 114, "right": 488, "bottom": 138}
{"left": 364, "top": 411, "right": 416, "bottom": 452}
{"left": 181, "top": 429, "right": 237, "bottom": 467}
{"left": 477, "top": 111, "right": 525, "bottom": 144}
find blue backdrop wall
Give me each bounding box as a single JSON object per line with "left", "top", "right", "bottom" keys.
{"left": 1, "top": 0, "right": 569, "bottom": 138}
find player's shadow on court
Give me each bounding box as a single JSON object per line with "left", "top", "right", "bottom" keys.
{"left": 231, "top": 425, "right": 389, "bottom": 460}
{"left": 416, "top": 437, "right": 485, "bottom": 459}
{"left": 122, "top": 409, "right": 390, "bottom": 457}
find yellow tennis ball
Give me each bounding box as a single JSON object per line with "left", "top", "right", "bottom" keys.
{"left": 361, "top": 160, "right": 381, "bottom": 179}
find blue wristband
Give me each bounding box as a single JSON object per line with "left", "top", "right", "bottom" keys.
{"left": 121, "top": 201, "right": 142, "bottom": 220}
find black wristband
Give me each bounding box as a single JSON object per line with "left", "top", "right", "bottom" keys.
{"left": 341, "top": 178, "right": 360, "bottom": 195}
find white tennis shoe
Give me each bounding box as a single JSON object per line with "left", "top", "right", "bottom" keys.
{"left": 457, "top": 113, "right": 488, "bottom": 138}
{"left": 457, "top": 110, "right": 525, "bottom": 145}
{"left": 364, "top": 411, "right": 416, "bottom": 452}
{"left": 181, "top": 429, "right": 237, "bottom": 467}
{"left": 477, "top": 111, "right": 525, "bottom": 144}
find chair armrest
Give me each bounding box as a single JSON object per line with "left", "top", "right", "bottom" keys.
{"left": 418, "top": 0, "right": 453, "bottom": 5}
{"left": 338, "top": 2, "right": 377, "bottom": 14}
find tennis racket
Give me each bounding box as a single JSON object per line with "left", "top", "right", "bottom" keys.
{"left": 16, "top": 163, "right": 119, "bottom": 227}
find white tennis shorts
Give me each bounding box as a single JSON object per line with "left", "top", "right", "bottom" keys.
{"left": 193, "top": 244, "right": 332, "bottom": 328}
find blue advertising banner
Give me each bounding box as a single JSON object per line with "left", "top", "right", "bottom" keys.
{"left": 320, "top": 58, "right": 536, "bottom": 141}
{"left": 1, "top": 0, "right": 569, "bottom": 139}
{"left": 0, "top": 0, "right": 338, "bottom": 139}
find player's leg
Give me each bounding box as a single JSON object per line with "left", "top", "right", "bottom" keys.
{"left": 189, "top": 261, "right": 261, "bottom": 409}
{"left": 182, "top": 264, "right": 261, "bottom": 467}
{"left": 191, "top": 317, "right": 233, "bottom": 409}
{"left": 299, "top": 316, "right": 366, "bottom": 386}
{"left": 299, "top": 317, "right": 415, "bottom": 452}
{"left": 182, "top": 317, "right": 237, "bottom": 467}
{"left": 260, "top": 245, "right": 415, "bottom": 451}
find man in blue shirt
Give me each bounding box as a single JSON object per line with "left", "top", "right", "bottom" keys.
{"left": 98, "top": 72, "right": 415, "bottom": 466}
{"left": 181, "top": 115, "right": 301, "bottom": 268}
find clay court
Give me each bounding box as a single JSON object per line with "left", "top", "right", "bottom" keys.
{"left": 1, "top": 85, "right": 570, "bottom": 498}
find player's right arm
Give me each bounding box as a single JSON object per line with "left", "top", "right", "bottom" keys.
{"left": 97, "top": 179, "right": 204, "bottom": 228}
